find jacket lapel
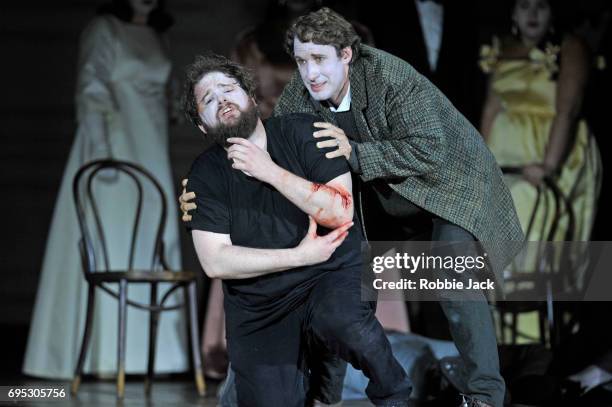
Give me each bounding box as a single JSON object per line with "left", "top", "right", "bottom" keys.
{"left": 348, "top": 60, "right": 373, "bottom": 142}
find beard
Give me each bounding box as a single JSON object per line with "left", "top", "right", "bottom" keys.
{"left": 205, "top": 102, "right": 259, "bottom": 148}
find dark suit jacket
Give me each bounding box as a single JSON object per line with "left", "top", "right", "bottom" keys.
{"left": 359, "top": 0, "right": 484, "bottom": 125}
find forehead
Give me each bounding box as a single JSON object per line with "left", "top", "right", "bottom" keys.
{"left": 293, "top": 38, "right": 338, "bottom": 57}
{"left": 195, "top": 72, "right": 238, "bottom": 95}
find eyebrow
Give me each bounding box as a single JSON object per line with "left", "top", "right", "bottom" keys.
{"left": 295, "top": 53, "right": 326, "bottom": 60}
{"left": 200, "top": 82, "right": 238, "bottom": 103}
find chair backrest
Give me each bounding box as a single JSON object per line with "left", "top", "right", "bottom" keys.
{"left": 500, "top": 166, "right": 576, "bottom": 242}
{"left": 72, "top": 159, "right": 168, "bottom": 276}
{"left": 500, "top": 166, "right": 589, "bottom": 300}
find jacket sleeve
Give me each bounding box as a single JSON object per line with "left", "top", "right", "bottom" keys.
{"left": 356, "top": 76, "right": 448, "bottom": 182}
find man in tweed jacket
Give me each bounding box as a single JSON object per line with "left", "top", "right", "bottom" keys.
{"left": 272, "top": 8, "right": 523, "bottom": 407}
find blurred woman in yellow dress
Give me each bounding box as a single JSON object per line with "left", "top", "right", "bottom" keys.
{"left": 480, "top": 0, "right": 601, "bottom": 248}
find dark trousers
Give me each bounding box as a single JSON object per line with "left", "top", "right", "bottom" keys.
{"left": 430, "top": 218, "right": 505, "bottom": 407}
{"left": 361, "top": 182, "right": 505, "bottom": 407}
{"left": 225, "top": 267, "right": 413, "bottom": 407}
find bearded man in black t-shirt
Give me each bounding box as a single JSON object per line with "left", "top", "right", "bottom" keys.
{"left": 181, "top": 53, "right": 412, "bottom": 407}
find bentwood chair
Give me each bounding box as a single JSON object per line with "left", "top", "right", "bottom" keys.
{"left": 70, "top": 159, "right": 205, "bottom": 398}
{"left": 496, "top": 166, "right": 580, "bottom": 349}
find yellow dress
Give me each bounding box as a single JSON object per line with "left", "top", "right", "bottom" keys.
{"left": 484, "top": 42, "right": 601, "bottom": 244}
{"left": 481, "top": 40, "right": 602, "bottom": 344}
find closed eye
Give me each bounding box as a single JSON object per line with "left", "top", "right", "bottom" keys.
{"left": 222, "top": 84, "right": 236, "bottom": 93}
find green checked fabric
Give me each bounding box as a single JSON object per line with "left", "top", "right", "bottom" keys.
{"left": 274, "top": 45, "right": 524, "bottom": 285}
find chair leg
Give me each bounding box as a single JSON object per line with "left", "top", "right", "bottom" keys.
{"left": 538, "top": 308, "right": 547, "bottom": 346}
{"left": 498, "top": 310, "right": 507, "bottom": 344}
{"left": 185, "top": 282, "right": 206, "bottom": 396}
{"left": 117, "top": 279, "right": 128, "bottom": 399}
{"left": 145, "top": 283, "right": 159, "bottom": 395}
{"left": 551, "top": 305, "right": 562, "bottom": 350}
{"left": 511, "top": 312, "right": 518, "bottom": 344}
{"left": 71, "top": 284, "right": 96, "bottom": 395}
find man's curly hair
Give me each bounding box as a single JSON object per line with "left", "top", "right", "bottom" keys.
{"left": 284, "top": 7, "right": 361, "bottom": 62}
{"left": 182, "top": 53, "right": 256, "bottom": 127}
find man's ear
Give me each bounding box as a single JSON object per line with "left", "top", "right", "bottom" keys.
{"left": 197, "top": 124, "right": 207, "bottom": 134}
{"left": 341, "top": 46, "right": 353, "bottom": 64}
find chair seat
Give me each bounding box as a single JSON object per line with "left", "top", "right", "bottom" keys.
{"left": 88, "top": 270, "right": 198, "bottom": 283}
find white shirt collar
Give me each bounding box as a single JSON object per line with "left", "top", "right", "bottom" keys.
{"left": 329, "top": 85, "right": 351, "bottom": 112}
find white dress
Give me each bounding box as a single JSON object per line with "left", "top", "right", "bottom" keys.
{"left": 23, "top": 15, "right": 188, "bottom": 379}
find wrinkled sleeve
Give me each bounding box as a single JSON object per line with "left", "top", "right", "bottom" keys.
{"left": 75, "top": 17, "right": 117, "bottom": 160}
{"left": 356, "top": 77, "right": 447, "bottom": 182}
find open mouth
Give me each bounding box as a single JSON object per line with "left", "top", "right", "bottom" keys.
{"left": 310, "top": 82, "right": 326, "bottom": 93}
{"left": 219, "top": 105, "right": 238, "bottom": 120}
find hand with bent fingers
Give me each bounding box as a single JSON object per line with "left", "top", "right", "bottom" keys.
{"left": 297, "top": 216, "right": 353, "bottom": 266}
{"left": 313, "top": 122, "right": 352, "bottom": 160}
{"left": 226, "top": 137, "right": 281, "bottom": 183}
{"left": 179, "top": 178, "right": 197, "bottom": 222}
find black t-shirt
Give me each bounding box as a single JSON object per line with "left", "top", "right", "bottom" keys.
{"left": 187, "top": 113, "right": 362, "bottom": 318}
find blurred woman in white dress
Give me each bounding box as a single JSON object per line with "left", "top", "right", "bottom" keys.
{"left": 23, "top": 0, "right": 187, "bottom": 379}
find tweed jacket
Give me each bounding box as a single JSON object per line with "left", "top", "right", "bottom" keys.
{"left": 274, "top": 45, "right": 524, "bottom": 284}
